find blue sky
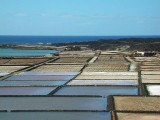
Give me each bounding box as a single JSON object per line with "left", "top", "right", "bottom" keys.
{"left": 0, "top": 0, "right": 160, "bottom": 36}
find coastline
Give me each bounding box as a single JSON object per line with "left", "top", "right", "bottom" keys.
{"left": 0, "top": 37, "right": 160, "bottom": 51}
{"left": 0, "top": 44, "right": 66, "bottom": 51}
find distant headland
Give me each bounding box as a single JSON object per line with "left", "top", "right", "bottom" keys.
{"left": 0, "top": 37, "right": 160, "bottom": 51}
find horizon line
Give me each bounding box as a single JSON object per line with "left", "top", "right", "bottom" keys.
{"left": 0, "top": 35, "right": 160, "bottom": 37}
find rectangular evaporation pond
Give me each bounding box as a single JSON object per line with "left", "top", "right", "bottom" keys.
{"left": 116, "top": 113, "right": 160, "bottom": 120}
{"left": 140, "top": 69, "right": 160, "bottom": 71}
{"left": 5, "top": 75, "right": 75, "bottom": 81}
{"left": 0, "top": 72, "right": 9, "bottom": 76}
{"left": 0, "top": 66, "right": 28, "bottom": 71}
{"left": 19, "top": 72, "right": 79, "bottom": 76}
{"left": 146, "top": 85, "right": 160, "bottom": 96}
{"left": 0, "top": 112, "right": 111, "bottom": 120}
{"left": 0, "top": 87, "right": 56, "bottom": 95}
{"left": 142, "top": 79, "right": 160, "bottom": 83}
{"left": 75, "top": 75, "right": 138, "bottom": 80}
{"left": 0, "top": 81, "right": 66, "bottom": 86}
{"left": 141, "top": 66, "right": 160, "bottom": 69}
{"left": 31, "top": 68, "right": 83, "bottom": 72}
{"left": 141, "top": 75, "right": 160, "bottom": 80}
{"left": 54, "top": 86, "right": 138, "bottom": 97}
{"left": 0, "top": 97, "right": 107, "bottom": 111}
{"left": 141, "top": 71, "right": 160, "bottom": 75}
{"left": 5, "top": 58, "right": 49, "bottom": 65}
{"left": 114, "top": 96, "right": 160, "bottom": 112}
{"left": 81, "top": 72, "right": 138, "bottom": 76}
{"left": 67, "top": 80, "right": 138, "bottom": 86}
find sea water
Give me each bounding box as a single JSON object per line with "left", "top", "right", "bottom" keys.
{"left": 0, "top": 48, "right": 57, "bottom": 57}
{"left": 0, "top": 35, "right": 160, "bottom": 44}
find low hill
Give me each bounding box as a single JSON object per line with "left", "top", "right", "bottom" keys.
{"left": 53, "top": 38, "right": 160, "bottom": 51}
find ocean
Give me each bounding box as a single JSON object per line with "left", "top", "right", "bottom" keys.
{"left": 0, "top": 35, "right": 160, "bottom": 44}
{"left": 0, "top": 48, "right": 57, "bottom": 57}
